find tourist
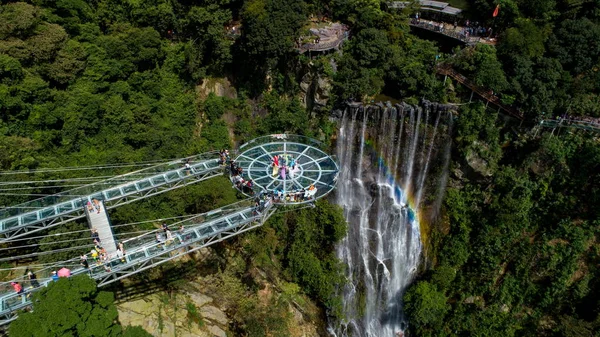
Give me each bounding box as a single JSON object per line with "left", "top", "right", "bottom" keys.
{"left": 117, "top": 242, "right": 126, "bottom": 263}
{"left": 92, "top": 199, "right": 101, "bottom": 214}
{"left": 184, "top": 160, "right": 191, "bottom": 175}
{"left": 11, "top": 282, "right": 24, "bottom": 295}
{"left": 219, "top": 149, "right": 224, "bottom": 163}
{"left": 116, "top": 247, "right": 124, "bottom": 263}
{"left": 51, "top": 271, "right": 59, "bottom": 282}
{"left": 90, "top": 248, "right": 99, "bottom": 264}
{"left": 80, "top": 254, "right": 90, "bottom": 269}
{"left": 156, "top": 232, "right": 164, "bottom": 244}
{"left": 118, "top": 242, "right": 126, "bottom": 259}
{"left": 230, "top": 161, "right": 237, "bottom": 176}
{"left": 27, "top": 270, "right": 40, "bottom": 288}
{"left": 91, "top": 228, "right": 101, "bottom": 244}
{"left": 161, "top": 223, "right": 169, "bottom": 232}
{"left": 272, "top": 160, "right": 279, "bottom": 177}
{"left": 165, "top": 229, "right": 173, "bottom": 243}
{"left": 280, "top": 166, "right": 286, "bottom": 180}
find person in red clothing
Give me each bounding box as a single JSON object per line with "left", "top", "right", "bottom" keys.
{"left": 11, "top": 282, "right": 23, "bottom": 294}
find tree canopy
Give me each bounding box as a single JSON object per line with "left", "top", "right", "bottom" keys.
{"left": 10, "top": 275, "right": 151, "bottom": 337}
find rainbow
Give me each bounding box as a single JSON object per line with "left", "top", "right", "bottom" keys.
{"left": 364, "top": 140, "right": 418, "bottom": 223}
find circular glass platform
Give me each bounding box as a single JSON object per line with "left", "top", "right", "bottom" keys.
{"left": 232, "top": 135, "right": 339, "bottom": 204}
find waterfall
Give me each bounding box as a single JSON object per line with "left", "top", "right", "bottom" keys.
{"left": 330, "top": 101, "right": 453, "bottom": 337}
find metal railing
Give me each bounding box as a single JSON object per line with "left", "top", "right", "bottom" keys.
{"left": 0, "top": 199, "right": 275, "bottom": 325}
{"left": 409, "top": 21, "right": 482, "bottom": 45}
{"left": 0, "top": 153, "right": 224, "bottom": 240}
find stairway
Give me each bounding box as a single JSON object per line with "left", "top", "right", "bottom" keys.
{"left": 86, "top": 200, "right": 117, "bottom": 258}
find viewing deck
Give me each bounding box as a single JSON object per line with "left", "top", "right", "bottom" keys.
{"left": 296, "top": 22, "right": 348, "bottom": 54}
{"left": 409, "top": 20, "right": 485, "bottom": 45}
{"left": 233, "top": 135, "right": 339, "bottom": 201}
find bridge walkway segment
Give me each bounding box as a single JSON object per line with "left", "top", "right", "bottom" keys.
{"left": 0, "top": 198, "right": 275, "bottom": 325}
{"left": 86, "top": 200, "right": 117, "bottom": 258}
{"left": 0, "top": 134, "right": 340, "bottom": 326}
{"left": 0, "top": 152, "right": 224, "bottom": 241}
{"left": 435, "top": 64, "right": 524, "bottom": 120}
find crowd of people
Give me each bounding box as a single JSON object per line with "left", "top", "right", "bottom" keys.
{"left": 411, "top": 15, "right": 496, "bottom": 42}
{"left": 86, "top": 199, "right": 102, "bottom": 214}
{"left": 84, "top": 228, "right": 126, "bottom": 273}
{"left": 10, "top": 268, "right": 62, "bottom": 297}
{"left": 227, "top": 150, "right": 320, "bottom": 205}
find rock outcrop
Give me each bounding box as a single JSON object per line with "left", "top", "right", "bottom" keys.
{"left": 299, "top": 65, "right": 333, "bottom": 112}
{"left": 117, "top": 290, "right": 227, "bottom": 337}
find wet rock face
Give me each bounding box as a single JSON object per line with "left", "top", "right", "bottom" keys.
{"left": 299, "top": 67, "right": 333, "bottom": 111}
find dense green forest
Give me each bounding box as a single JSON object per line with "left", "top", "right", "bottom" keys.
{"left": 405, "top": 103, "right": 600, "bottom": 336}
{"left": 1, "top": 0, "right": 600, "bottom": 336}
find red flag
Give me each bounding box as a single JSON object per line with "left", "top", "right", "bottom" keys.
{"left": 492, "top": 4, "right": 500, "bottom": 17}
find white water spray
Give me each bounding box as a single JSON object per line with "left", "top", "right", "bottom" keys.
{"left": 330, "top": 102, "right": 453, "bottom": 337}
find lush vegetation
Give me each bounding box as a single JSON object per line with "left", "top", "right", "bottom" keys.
{"left": 197, "top": 199, "right": 347, "bottom": 335}
{"left": 404, "top": 103, "right": 600, "bottom": 336}
{"left": 1, "top": 0, "right": 600, "bottom": 336}
{"left": 10, "top": 274, "right": 152, "bottom": 336}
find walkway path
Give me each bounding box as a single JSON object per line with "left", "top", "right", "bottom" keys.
{"left": 0, "top": 153, "right": 222, "bottom": 241}
{"left": 538, "top": 118, "right": 600, "bottom": 133}
{"left": 435, "top": 64, "right": 524, "bottom": 120}
{"left": 86, "top": 201, "right": 117, "bottom": 258}
{"left": 409, "top": 19, "right": 497, "bottom": 46}
{"left": 0, "top": 135, "right": 339, "bottom": 326}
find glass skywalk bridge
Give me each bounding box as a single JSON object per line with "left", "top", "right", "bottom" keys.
{"left": 0, "top": 199, "right": 275, "bottom": 326}
{"left": 0, "top": 152, "right": 224, "bottom": 241}
{"left": 538, "top": 119, "right": 600, "bottom": 133}
{"left": 0, "top": 134, "right": 340, "bottom": 327}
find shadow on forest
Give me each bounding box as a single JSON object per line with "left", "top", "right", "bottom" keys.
{"left": 107, "top": 245, "right": 228, "bottom": 303}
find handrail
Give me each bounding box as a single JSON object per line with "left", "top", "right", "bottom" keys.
{"left": 0, "top": 152, "right": 219, "bottom": 219}
{"left": 409, "top": 21, "right": 481, "bottom": 45}
{"left": 0, "top": 199, "right": 273, "bottom": 324}
{"left": 435, "top": 64, "right": 524, "bottom": 120}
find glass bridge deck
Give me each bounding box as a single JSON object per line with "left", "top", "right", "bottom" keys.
{"left": 233, "top": 134, "right": 339, "bottom": 203}
{"left": 0, "top": 153, "right": 222, "bottom": 239}
{"left": 0, "top": 135, "right": 340, "bottom": 325}
{"left": 0, "top": 199, "right": 272, "bottom": 325}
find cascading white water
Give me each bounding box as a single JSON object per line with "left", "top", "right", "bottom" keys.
{"left": 330, "top": 102, "right": 452, "bottom": 337}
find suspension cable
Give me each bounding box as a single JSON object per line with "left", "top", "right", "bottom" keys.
{"left": 0, "top": 184, "right": 88, "bottom": 191}
{"left": 0, "top": 213, "right": 199, "bottom": 244}
{"left": 0, "top": 158, "right": 182, "bottom": 176}
{"left": 0, "top": 173, "right": 156, "bottom": 186}
{"left": 0, "top": 228, "right": 159, "bottom": 252}
{"left": 0, "top": 243, "right": 97, "bottom": 262}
